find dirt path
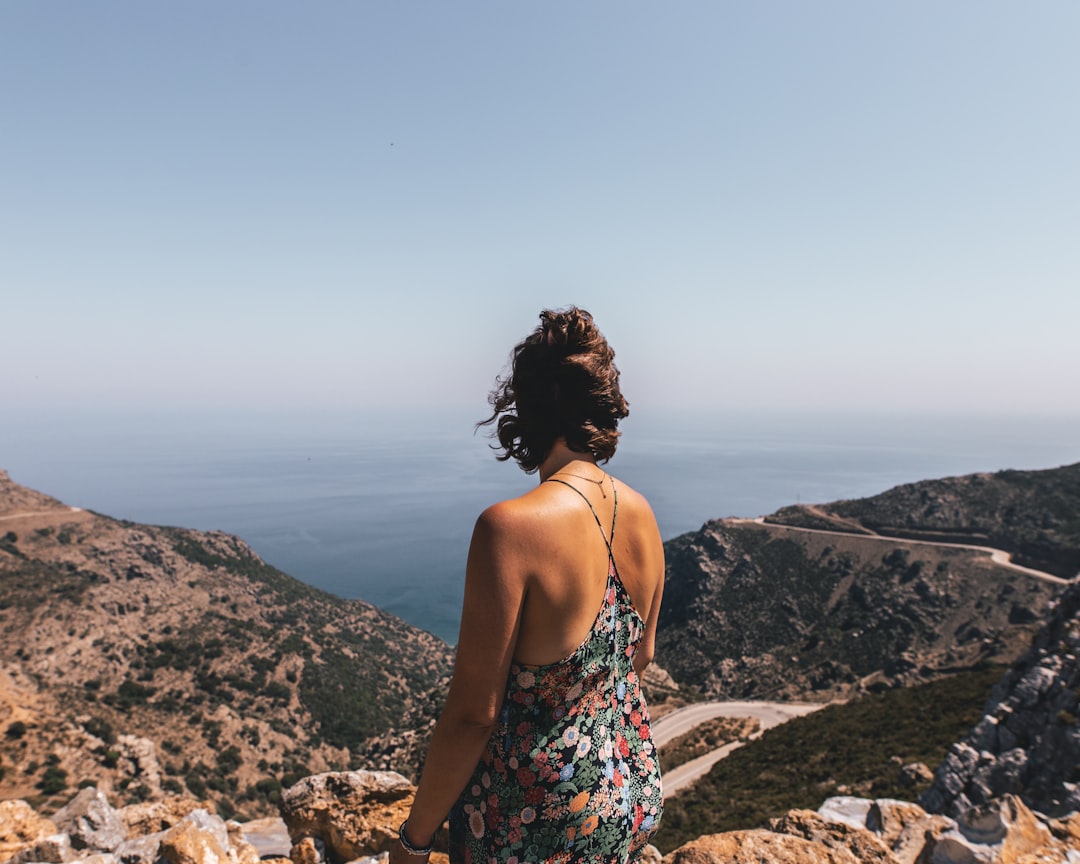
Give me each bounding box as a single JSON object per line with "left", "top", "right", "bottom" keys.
{"left": 0, "top": 507, "right": 91, "bottom": 528}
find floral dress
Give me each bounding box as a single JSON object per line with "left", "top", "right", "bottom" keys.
{"left": 449, "top": 479, "right": 663, "bottom": 863}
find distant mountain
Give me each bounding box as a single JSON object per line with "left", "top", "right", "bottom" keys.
{"left": 0, "top": 470, "right": 453, "bottom": 818}
{"left": 767, "top": 462, "right": 1080, "bottom": 579}
{"left": 655, "top": 462, "right": 1076, "bottom": 701}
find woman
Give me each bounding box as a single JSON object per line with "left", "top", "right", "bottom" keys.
{"left": 391, "top": 307, "right": 665, "bottom": 864}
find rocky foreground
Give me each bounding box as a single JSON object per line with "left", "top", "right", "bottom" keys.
{"left": 4, "top": 770, "right": 1080, "bottom": 864}
{"left": 5, "top": 581, "right": 1080, "bottom": 862}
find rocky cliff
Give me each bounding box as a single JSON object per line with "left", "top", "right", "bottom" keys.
{"left": 922, "top": 580, "right": 1080, "bottom": 819}
{"left": 0, "top": 470, "right": 453, "bottom": 818}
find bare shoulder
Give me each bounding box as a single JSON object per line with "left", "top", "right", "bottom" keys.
{"left": 472, "top": 486, "right": 551, "bottom": 544}
{"left": 611, "top": 477, "right": 661, "bottom": 532}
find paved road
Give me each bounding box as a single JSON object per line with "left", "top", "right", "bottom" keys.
{"left": 742, "top": 517, "right": 1074, "bottom": 586}
{"left": 649, "top": 516, "right": 1076, "bottom": 797}
{"left": 654, "top": 700, "right": 826, "bottom": 796}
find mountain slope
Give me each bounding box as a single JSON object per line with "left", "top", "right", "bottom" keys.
{"left": 0, "top": 470, "right": 453, "bottom": 817}
{"left": 654, "top": 462, "right": 1077, "bottom": 700}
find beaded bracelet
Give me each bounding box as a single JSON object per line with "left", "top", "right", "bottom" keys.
{"left": 398, "top": 820, "right": 433, "bottom": 856}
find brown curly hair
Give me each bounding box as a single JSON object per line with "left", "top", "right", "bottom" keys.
{"left": 478, "top": 307, "right": 630, "bottom": 473}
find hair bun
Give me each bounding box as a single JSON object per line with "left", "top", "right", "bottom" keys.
{"left": 540, "top": 307, "right": 594, "bottom": 351}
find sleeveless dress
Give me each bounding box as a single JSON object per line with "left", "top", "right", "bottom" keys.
{"left": 449, "top": 478, "right": 664, "bottom": 863}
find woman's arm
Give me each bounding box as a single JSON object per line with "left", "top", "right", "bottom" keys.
{"left": 390, "top": 503, "right": 527, "bottom": 861}
{"left": 633, "top": 510, "right": 665, "bottom": 679}
{"left": 633, "top": 569, "right": 664, "bottom": 678}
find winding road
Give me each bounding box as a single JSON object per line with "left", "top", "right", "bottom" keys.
{"left": 653, "top": 701, "right": 826, "bottom": 796}
{"left": 744, "top": 516, "right": 1074, "bottom": 585}
{"left": 649, "top": 515, "right": 1074, "bottom": 798}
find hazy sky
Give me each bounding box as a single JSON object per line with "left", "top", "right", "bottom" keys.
{"left": 4, "top": 3, "right": 1079, "bottom": 421}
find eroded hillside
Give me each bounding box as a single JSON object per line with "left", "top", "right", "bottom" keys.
{"left": 0, "top": 470, "right": 453, "bottom": 818}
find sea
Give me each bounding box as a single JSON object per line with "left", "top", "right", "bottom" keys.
{"left": 2, "top": 409, "right": 1076, "bottom": 645}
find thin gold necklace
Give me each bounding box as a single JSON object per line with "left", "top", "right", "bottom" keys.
{"left": 550, "top": 469, "right": 608, "bottom": 498}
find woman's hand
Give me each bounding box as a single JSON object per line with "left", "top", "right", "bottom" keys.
{"left": 387, "top": 821, "right": 432, "bottom": 864}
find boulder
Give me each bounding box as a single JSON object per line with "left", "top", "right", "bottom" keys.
{"left": 114, "top": 735, "right": 164, "bottom": 797}
{"left": 114, "top": 831, "right": 166, "bottom": 864}
{"left": 159, "top": 811, "right": 230, "bottom": 864}
{"left": 768, "top": 809, "right": 899, "bottom": 863}
{"left": 223, "top": 821, "right": 261, "bottom": 864}
{"left": 928, "top": 795, "right": 1068, "bottom": 864}
{"left": 118, "top": 797, "right": 213, "bottom": 838}
{"left": 79, "top": 855, "right": 120, "bottom": 864}
{"left": 1050, "top": 811, "right": 1080, "bottom": 846}
{"left": 52, "top": 787, "right": 125, "bottom": 852}
{"left": 642, "top": 663, "right": 679, "bottom": 691}
{"left": 6, "top": 833, "right": 73, "bottom": 864}
{"left": 899, "top": 762, "right": 935, "bottom": 787}
{"left": 237, "top": 817, "right": 290, "bottom": 859}
{"left": 639, "top": 844, "right": 663, "bottom": 864}
{"left": 930, "top": 831, "right": 997, "bottom": 864}
{"left": 0, "top": 800, "right": 58, "bottom": 860}
{"left": 981, "top": 795, "right": 1057, "bottom": 863}
{"left": 280, "top": 771, "right": 416, "bottom": 862}
{"left": 661, "top": 829, "right": 860, "bottom": 863}
{"left": 288, "top": 836, "right": 322, "bottom": 864}
{"left": 866, "top": 799, "right": 931, "bottom": 847}
{"left": 867, "top": 801, "right": 955, "bottom": 864}
{"left": 817, "top": 796, "right": 874, "bottom": 831}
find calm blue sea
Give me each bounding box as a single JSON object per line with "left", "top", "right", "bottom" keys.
{"left": 2, "top": 410, "right": 1076, "bottom": 644}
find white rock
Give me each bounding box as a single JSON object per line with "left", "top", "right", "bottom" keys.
{"left": 931, "top": 830, "right": 995, "bottom": 864}
{"left": 52, "top": 788, "right": 125, "bottom": 853}
{"left": 816, "top": 796, "right": 873, "bottom": 831}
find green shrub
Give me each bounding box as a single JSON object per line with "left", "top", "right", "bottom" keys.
{"left": 217, "top": 746, "right": 243, "bottom": 775}
{"left": 264, "top": 681, "right": 291, "bottom": 703}
{"left": 83, "top": 716, "right": 115, "bottom": 744}
{"left": 104, "top": 680, "right": 156, "bottom": 711}
{"left": 126, "top": 784, "right": 152, "bottom": 802}
{"left": 254, "top": 777, "right": 283, "bottom": 805}
{"left": 38, "top": 766, "right": 68, "bottom": 795}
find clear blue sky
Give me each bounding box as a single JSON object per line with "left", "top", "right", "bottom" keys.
{"left": 4, "top": 2, "right": 1079, "bottom": 421}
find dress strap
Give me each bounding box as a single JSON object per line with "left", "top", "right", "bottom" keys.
{"left": 545, "top": 477, "right": 618, "bottom": 564}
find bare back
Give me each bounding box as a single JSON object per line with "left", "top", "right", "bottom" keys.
{"left": 493, "top": 471, "right": 665, "bottom": 671}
